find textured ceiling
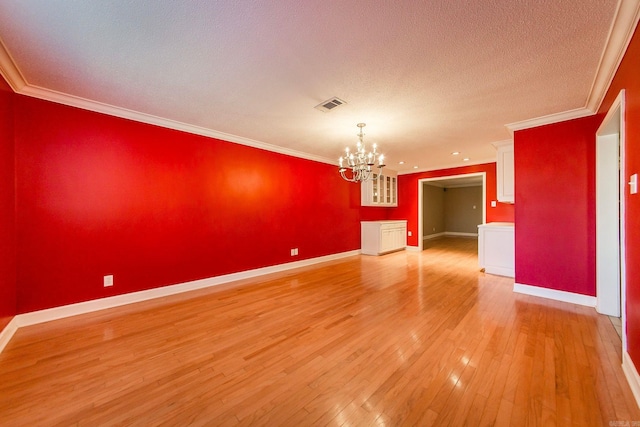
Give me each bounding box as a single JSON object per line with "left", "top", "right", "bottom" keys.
{"left": 0, "top": 1, "right": 625, "bottom": 173}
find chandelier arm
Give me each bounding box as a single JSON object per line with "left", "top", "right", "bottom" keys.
{"left": 340, "top": 168, "right": 358, "bottom": 182}
{"left": 337, "top": 123, "right": 384, "bottom": 183}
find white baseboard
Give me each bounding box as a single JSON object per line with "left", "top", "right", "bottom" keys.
{"left": 0, "top": 317, "right": 20, "bottom": 354}
{"left": 513, "top": 283, "right": 597, "bottom": 307}
{"left": 2, "top": 250, "right": 360, "bottom": 346}
{"left": 623, "top": 351, "right": 640, "bottom": 409}
{"left": 485, "top": 266, "right": 515, "bottom": 278}
{"left": 423, "top": 232, "right": 478, "bottom": 241}
{"left": 445, "top": 232, "right": 478, "bottom": 238}
{"left": 406, "top": 246, "right": 421, "bottom": 252}
{"left": 423, "top": 232, "right": 445, "bottom": 240}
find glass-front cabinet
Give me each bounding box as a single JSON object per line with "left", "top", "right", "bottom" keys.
{"left": 361, "top": 169, "right": 398, "bottom": 207}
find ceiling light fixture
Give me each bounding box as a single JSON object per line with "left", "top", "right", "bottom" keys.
{"left": 463, "top": 157, "right": 470, "bottom": 161}
{"left": 452, "top": 151, "right": 460, "bottom": 155}
{"left": 339, "top": 123, "right": 385, "bottom": 183}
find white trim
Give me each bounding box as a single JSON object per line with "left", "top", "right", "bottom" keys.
{"left": 0, "top": 317, "right": 20, "bottom": 354}
{"left": 397, "top": 158, "right": 495, "bottom": 176}
{"left": 0, "top": 42, "right": 335, "bottom": 166}
{"left": 18, "top": 85, "right": 335, "bottom": 166}
{"left": 444, "top": 232, "right": 478, "bottom": 238}
{"left": 485, "top": 265, "right": 515, "bottom": 278}
{"left": 423, "top": 232, "right": 446, "bottom": 240}
{"left": 418, "top": 172, "right": 486, "bottom": 251}
{"left": 595, "top": 133, "right": 621, "bottom": 316}
{"left": 504, "top": 108, "right": 593, "bottom": 134}
{"left": 1, "top": 2, "right": 638, "bottom": 165}
{"left": 405, "top": 246, "right": 421, "bottom": 252}
{"left": 491, "top": 139, "right": 513, "bottom": 149}
{"left": 587, "top": 0, "right": 640, "bottom": 112}
{"left": 423, "top": 231, "right": 478, "bottom": 241}
{"left": 0, "top": 38, "right": 26, "bottom": 92}
{"left": 598, "top": 89, "right": 627, "bottom": 135}
{"left": 623, "top": 351, "right": 640, "bottom": 409}
{"left": 619, "top": 89, "right": 628, "bottom": 352}
{"left": 504, "top": 1, "right": 640, "bottom": 133}
{"left": 5, "top": 250, "right": 360, "bottom": 333}
{"left": 595, "top": 90, "right": 626, "bottom": 354}
{"left": 513, "top": 283, "right": 597, "bottom": 307}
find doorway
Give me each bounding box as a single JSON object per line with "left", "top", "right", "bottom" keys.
{"left": 596, "top": 89, "right": 626, "bottom": 349}
{"left": 418, "top": 173, "right": 486, "bottom": 251}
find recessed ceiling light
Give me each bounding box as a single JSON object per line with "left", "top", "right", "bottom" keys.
{"left": 413, "top": 166, "right": 418, "bottom": 169}
{"left": 399, "top": 161, "right": 405, "bottom": 165}
{"left": 463, "top": 157, "right": 470, "bottom": 161}
{"left": 452, "top": 151, "right": 460, "bottom": 155}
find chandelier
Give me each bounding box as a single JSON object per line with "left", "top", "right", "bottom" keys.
{"left": 338, "top": 123, "right": 385, "bottom": 182}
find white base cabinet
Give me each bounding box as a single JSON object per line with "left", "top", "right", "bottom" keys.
{"left": 361, "top": 220, "right": 407, "bottom": 255}
{"left": 478, "top": 222, "right": 515, "bottom": 277}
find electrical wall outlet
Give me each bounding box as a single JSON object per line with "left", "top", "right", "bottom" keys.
{"left": 103, "top": 275, "right": 113, "bottom": 287}
{"left": 290, "top": 248, "right": 299, "bottom": 256}
{"left": 408, "top": 231, "right": 412, "bottom": 237}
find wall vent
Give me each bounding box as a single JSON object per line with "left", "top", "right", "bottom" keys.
{"left": 314, "top": 97, "right": 347, "bottom": 112}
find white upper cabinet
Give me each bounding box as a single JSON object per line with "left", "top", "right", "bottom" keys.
{"left": 495, "top": 141, "right": 514, "bottom": 203}
{"left": 361, "top": 169, "right": 398, "bottom": 207}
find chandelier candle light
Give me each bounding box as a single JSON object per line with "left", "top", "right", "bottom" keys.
{"left": 338, "top": 123, "right": 385, "bottom": 182}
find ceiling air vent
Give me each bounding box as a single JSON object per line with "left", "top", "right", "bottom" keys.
{"left": 314, "top": 97, "right": 347, "bottom": 112}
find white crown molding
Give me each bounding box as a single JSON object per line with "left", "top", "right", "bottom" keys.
{"left": 491, "top": 139, "right": 513, "bottom": 149}
{"left": 2, "top": 1, "right": 639, "bottom": 168}
{"left": 0, "top": 38, "right": 336, "bottom": 166}
{"left": 505, "top": 0, "right": 640, "bottom": 133}
{"left": 19, "top": 85, "right": 336, "bottom": 165}
{"left": 587, "top": 0, "right": 640, "bottom": 113}
{"left": 0, "top": 38, "right": 26, "bottom": 92}
{"left": 513, "top": 282, "right": 597, "bottom": 307}
{"left": 396, "top": 157, "right": 496, "bottom": 176}
{"left": 505, "top": 107, "right": 594, "bottom": 134}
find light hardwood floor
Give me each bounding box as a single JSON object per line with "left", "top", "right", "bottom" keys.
{"left": 1, "top": 237, "right": 638, "bottom": 426}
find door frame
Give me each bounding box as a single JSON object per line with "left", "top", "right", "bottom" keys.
{"left": 418, "top": 172, "right": 486, "bottom": 251}
{"left": 595, "top": 89, "right": 626, "bottom": 349}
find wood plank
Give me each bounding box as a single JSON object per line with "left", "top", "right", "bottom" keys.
{"left": 0, "top": 237, "right": 639, "bottom": 425}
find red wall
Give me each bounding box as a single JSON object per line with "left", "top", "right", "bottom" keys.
{"left": 598, "top": 27, "right": 640, "bottom": 364}
{"left": 0, "top": 76, "right": 16, "bottom": 330}
{"left": 13, "top": 96, "right": 361, "bottom": 313}
{"left": 395, "top": 163, "right": 514, "bottom": 247}
{"left": 514, "top": 116, "right": 600, "bottom": 296}
{"left": 4, "top": 88, "right": 512, "bottom": 316}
